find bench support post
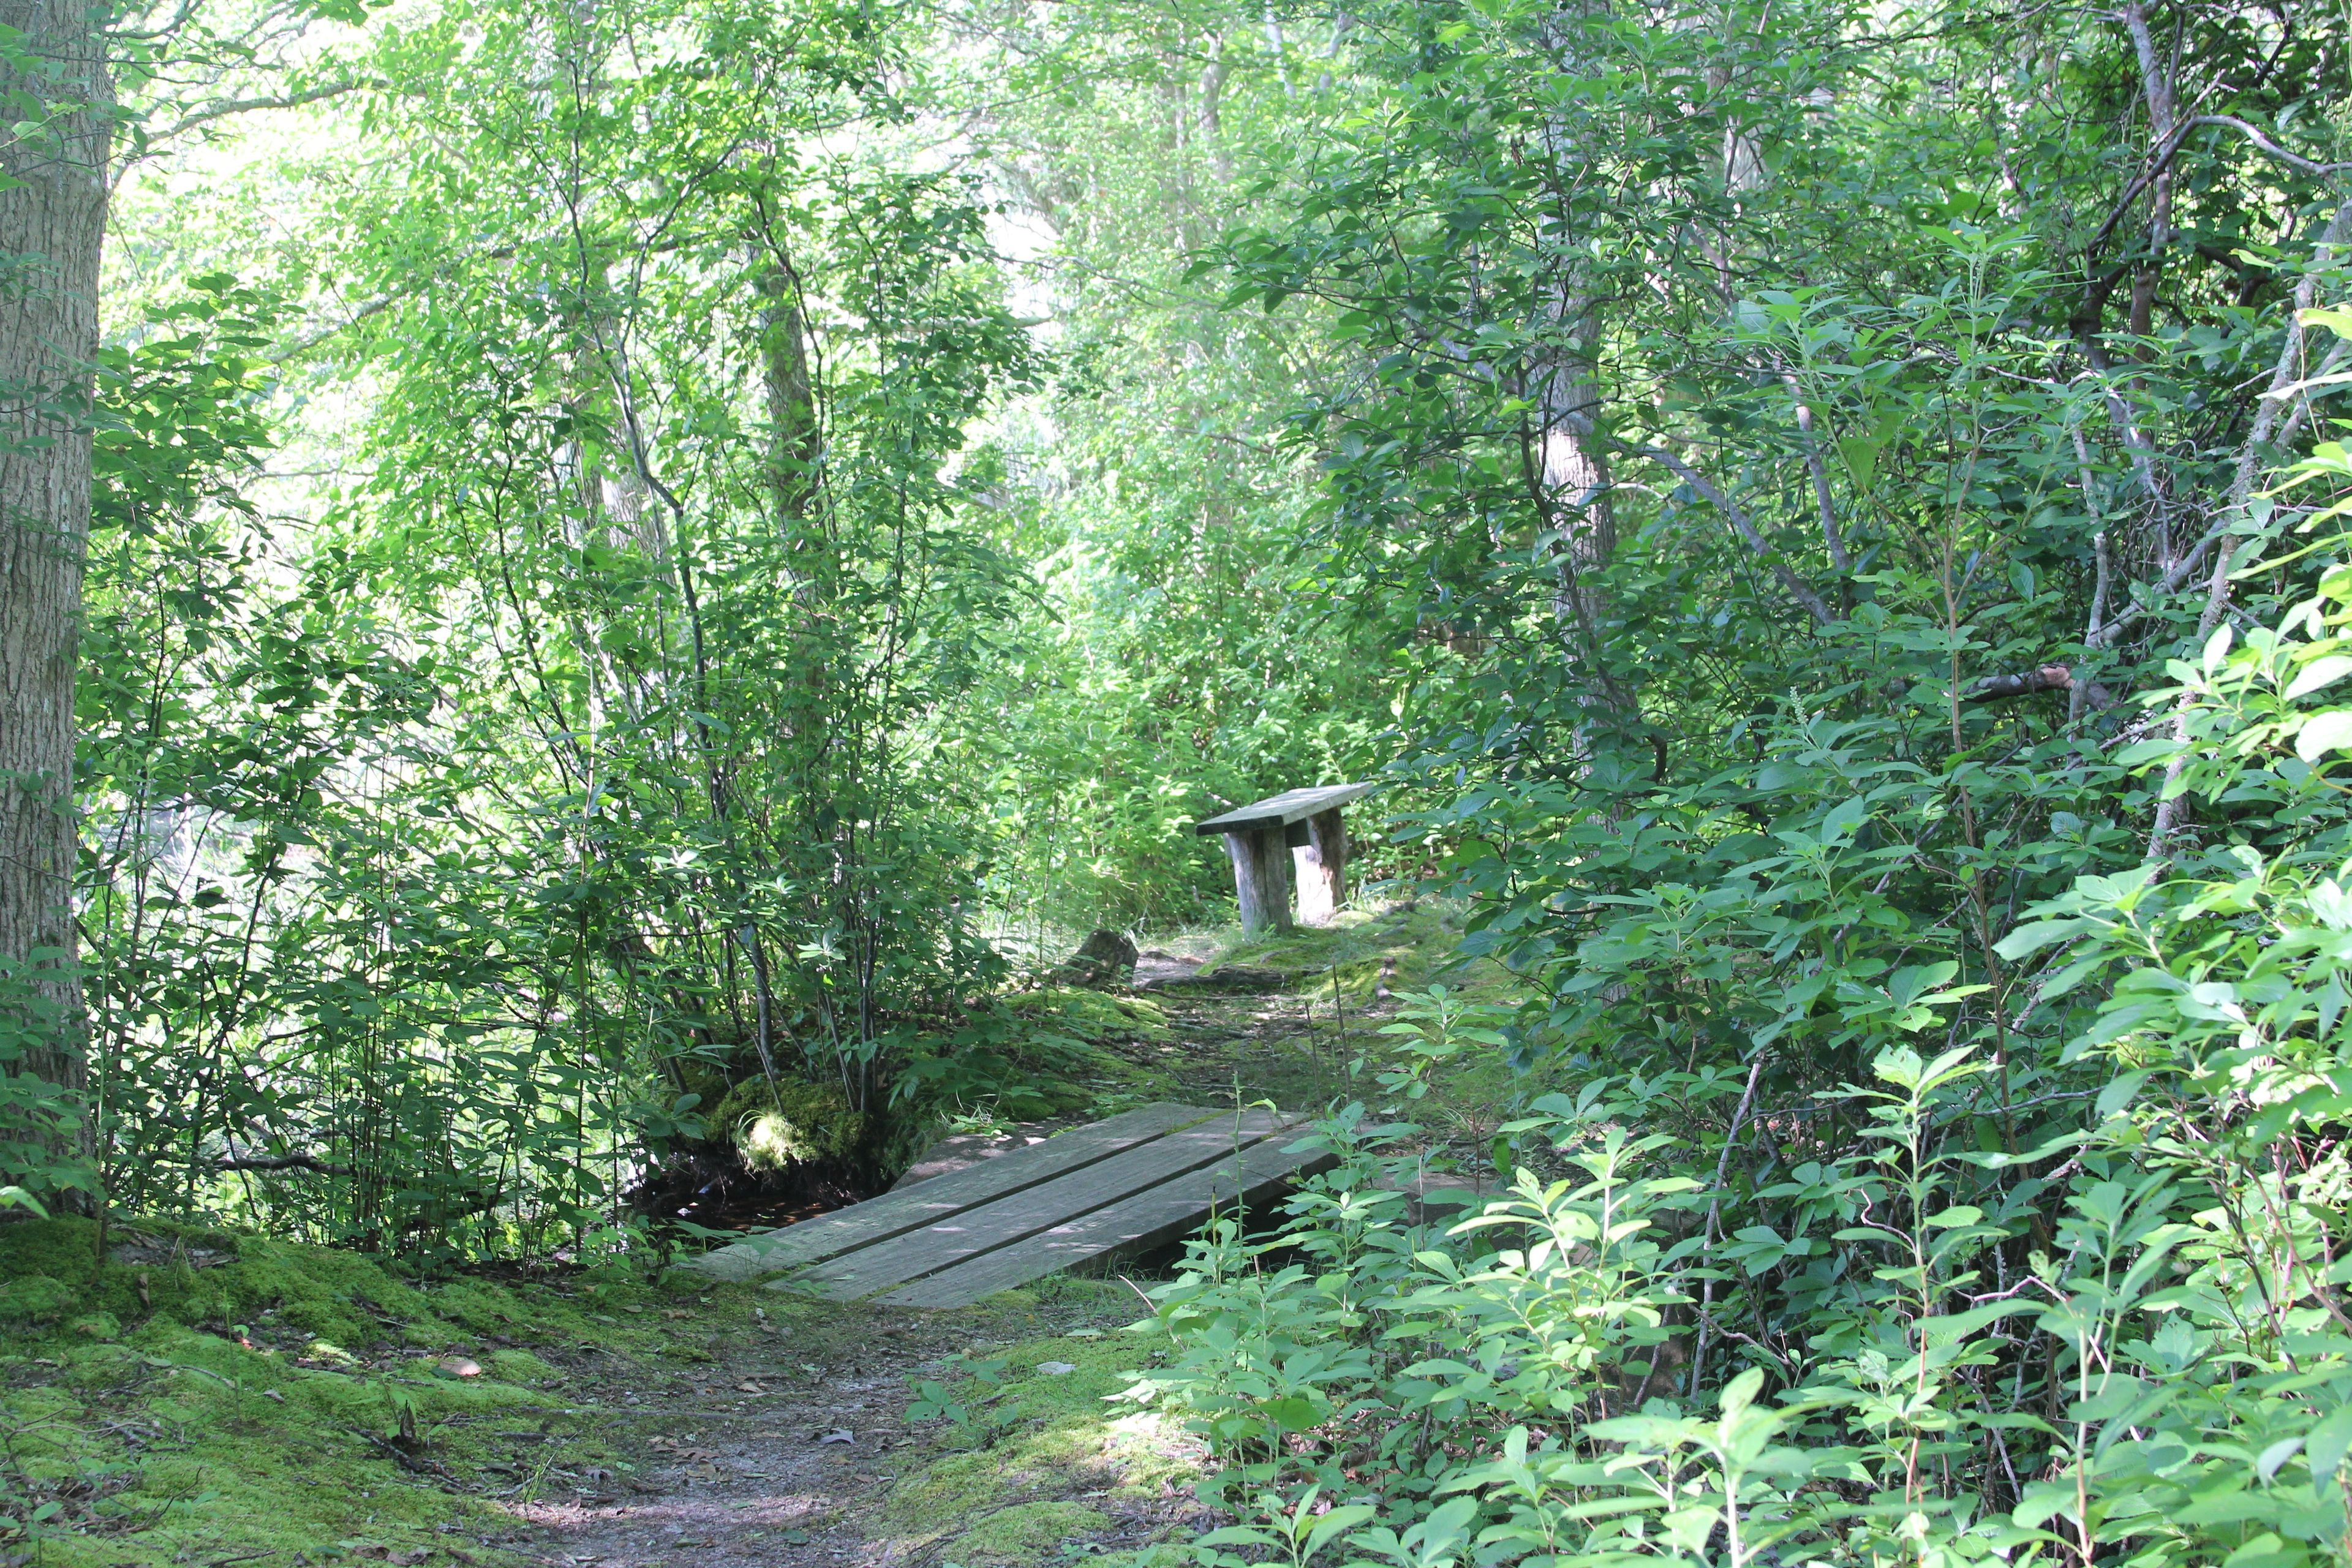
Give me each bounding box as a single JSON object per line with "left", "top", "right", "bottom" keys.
{"left": 1223, "top": 827, "right": 1294, "bottom": 934}
{"left": 1291, "top": 809, "right": 1347, "bottom": 925}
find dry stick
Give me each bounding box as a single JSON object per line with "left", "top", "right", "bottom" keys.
{"left": 2069, "top": 424, "right": 2113, "bottom": 727}
{"left": 1781, "top": 371, "right": 1852, "bottom": 576}
{"left": 1624, "top": 442, "right": 1837, "bottom": 625}
{"left": 1685, "top": 1050, "right": 1769, "bottom": 1399}
{"left": 2147, "top": 200, "right": 2352, "bottom": 861}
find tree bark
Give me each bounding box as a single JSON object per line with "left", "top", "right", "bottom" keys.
{"left": 0, "top": 0, "right": 112, "bottom": 1136}
{"left": 760, "top": 263, "right": 819, "bottom": 527}
{"left": 1528, "top": 3, "right": 1630, "bottom": 720}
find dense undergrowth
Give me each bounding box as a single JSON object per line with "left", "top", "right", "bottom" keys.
{"left": 4, "top": 0, "right": 2352, "bottom": 1563}
{"left": 1094, "top": 557, "right": 2352, "bottom": 1566}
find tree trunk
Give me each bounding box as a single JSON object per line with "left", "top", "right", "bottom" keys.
{"left": 1530, "top": 5, "right": 1625, "bottom": 716}
{"left": 0, "top": 0, "right": 111, "bottom": 1138}
{"left": 761, "top": 264, "right": 819, "bottom": 527}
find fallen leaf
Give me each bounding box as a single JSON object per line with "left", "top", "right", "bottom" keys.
{"left": 1037, "top": 1361, "right": 1077, "bottom": 1375}
{"left": 817, "top": 1428, "right": 854, "bottom": 1445}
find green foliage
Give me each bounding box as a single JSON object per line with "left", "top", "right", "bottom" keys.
{"left": 12, "top": 0, "right": 2352, "bottom": 1560}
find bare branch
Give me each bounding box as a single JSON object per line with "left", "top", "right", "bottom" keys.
{"left": 210, "top": 1153, "right": 353, "bottom": 1176}
{"left": 139, "top": 81, "right": 363, "bottom": 148}
{"left": 1779, "top": 372, "right": 1849, "bottom": 576}
{"left": 1623, "top": 440, "right": 1836, "bottom": 626}
{"left": 1968, "top": 663, "right": 2116, "bottom": 709}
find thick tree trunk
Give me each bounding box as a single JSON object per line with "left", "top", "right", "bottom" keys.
{"left": 0, "top": 0, "right": 111, "bottom": 1128}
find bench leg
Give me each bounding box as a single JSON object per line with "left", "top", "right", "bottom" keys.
{"left": 1292, "top": 809, "right": 1346, "bottom": 925}
{"left": 1223, "top": 827, "right": 1294, "bottom": 933}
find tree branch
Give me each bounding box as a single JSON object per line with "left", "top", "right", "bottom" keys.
{"left": 209, "top": 1153, "right": 353, "bottom": 1177}
{"left": 1623, "top": 440, "right": 1836, "bottom": 625}
{"left": 139, "top": 81, "right": 364, "bottom": 148}
{"left": 1967, "top": 663, "right": 2115, "bottom": 709}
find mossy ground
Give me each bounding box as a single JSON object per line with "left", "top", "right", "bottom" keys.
{"left": 874, "top": 1311, "right": 1211, "bottom": 1566}
{"left": 2, "top": 900, "right": 1516, "bottom": 1566}
{"left": 1, "top": 1215, "right": 697, "bottom": 1564}
{"left": 0, "top": 1221, "right": 1208, "bottom": 1567}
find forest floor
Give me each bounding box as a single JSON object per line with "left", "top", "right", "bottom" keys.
{"left": 1, "top": 901, "right": 1520, "bottom": 1568}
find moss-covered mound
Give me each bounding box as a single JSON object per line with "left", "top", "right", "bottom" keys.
{"left": 709, "top": 1074, "right": 870, "bottom": 1171}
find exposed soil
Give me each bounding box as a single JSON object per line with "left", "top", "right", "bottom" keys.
{"left": 506, "top": 1294, "right": 1176, "bottom": 1567}
{"left": 629, "top": 1147, "right": 880, "bottom": 1238}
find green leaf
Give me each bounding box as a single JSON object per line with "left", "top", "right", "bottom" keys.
{"left": 2286, "top": 655, "right": 2352, "bottom": 700}
{"left": 2297, "top": 709, "right": 2352, "bottom": 763}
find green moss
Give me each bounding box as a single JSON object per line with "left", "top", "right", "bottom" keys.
{"left": 713, "top": 1075, "right": 869, "bottom": 1169}
{"left": 0, "top": 1219, "right": 737, "bottom": 1568}
{"left": 877, "top": 1321, "right": 1200, "bottom": 1562}
{"left": 1006, "top": 988, "right": 1172, "bottom": 1044}
{"left": 0, "top": 1272, "right": 74, "bottom": 1322}
{"left": 484, "top": 1346, "right": 556, "bottom": 1382}
{"left": 952, "top": 1501, "right": 1112, "bottom": 1564}
{"left": 67, "top": 1310, "right": 120, "bottom": 1340}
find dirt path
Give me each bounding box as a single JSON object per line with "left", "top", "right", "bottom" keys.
{"left": 504, "top": 931, "right": 1431, "bottom": 1567}
{"left": 508, "top": 1295, "right": 1148, "bottom": 1567}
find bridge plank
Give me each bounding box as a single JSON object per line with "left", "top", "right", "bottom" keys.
{"left": 687, "top": 1101, "right": 1217, "bottom": 1282}
{"left": 776, "top": 1110, "right": 1287, "bottom": 1300}
{"left": 880, "top": 1129, "right": 1336, "bottom": 1308}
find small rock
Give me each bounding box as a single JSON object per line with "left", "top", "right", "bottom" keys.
{"left": 1037, "top": 1361, "right": 1077, "bottom": 1375}
{"left": 1051, "top": 929, "right": 1138, "bottom": 989}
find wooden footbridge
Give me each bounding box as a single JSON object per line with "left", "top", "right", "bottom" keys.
{"left": 687, "top": 1104, "right": 1332, "bottom": 1306}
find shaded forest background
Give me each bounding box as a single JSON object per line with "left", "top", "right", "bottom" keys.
{"left": 6, "top": 0, "right": 2352, "bottom": 1558}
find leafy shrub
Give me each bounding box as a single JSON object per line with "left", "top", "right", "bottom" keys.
{"left": 1136, "top": 1023, "right": 2352, "bottom": 1568}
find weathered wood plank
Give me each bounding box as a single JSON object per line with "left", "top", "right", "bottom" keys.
{"left": 777, "top": 1111, "right": 1287, "bottom": 1300}
{"left": 1224, "top": 825, "right": 1292, "bottom": 935}
{"left": 686, "top": 1102, "right": 1218, "bottom": 1282}
{"left": 1194, "top": 782, "right": 1378, "bottom": 837}
{"left": 880, "top": 1128, "right": 1337, "bottom": 1308}
{"left": 1292, "top": 808, "right": 1346, "bottom": 925}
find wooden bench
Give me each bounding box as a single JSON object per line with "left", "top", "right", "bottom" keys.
{"left": 1196, "top": 782, "right": 1378, "bottom": 932}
